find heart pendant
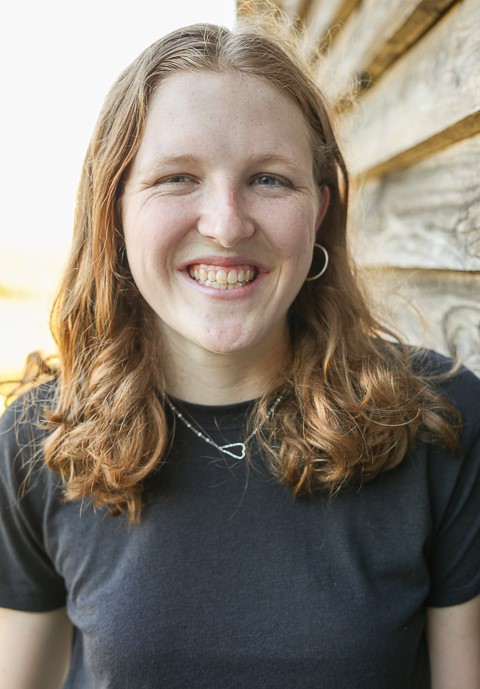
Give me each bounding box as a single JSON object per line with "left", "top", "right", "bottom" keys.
{"left": 220, "top": 443, "right": 247, "bottom": 460}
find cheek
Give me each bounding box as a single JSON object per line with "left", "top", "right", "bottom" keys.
{"left": 271, "top": 206, "right": 317, "bottom": 261}
{"left": 123, "top": 203, "right": 180, "bottom": 262}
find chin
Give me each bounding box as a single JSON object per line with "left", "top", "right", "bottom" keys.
{"left": 199, "top": 340, "right": 252, "bottom": 356}
{"left": 195, "top": 332, "right": 259, "bottom": 356}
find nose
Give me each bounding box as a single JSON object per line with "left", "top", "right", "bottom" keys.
{"left": 197, "top": 184, "right": 255, "bottom": 248}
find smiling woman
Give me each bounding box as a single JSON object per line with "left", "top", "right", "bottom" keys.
{"left": 122, "top": 70, "right": 328, "bottom": 374}
{"left": 0, "top": 13, "right": 479, "bottom": 689}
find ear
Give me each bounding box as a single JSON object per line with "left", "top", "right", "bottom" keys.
{"left": 316, "top": 185, "right": 331, "bottom": 230}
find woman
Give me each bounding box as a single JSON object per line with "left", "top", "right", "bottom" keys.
{"left": 1, "top": 18, "right": 479, "bottom": 689}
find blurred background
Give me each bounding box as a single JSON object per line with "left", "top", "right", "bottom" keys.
{"left": 0, "top": 0, "right": 236, "bottom": 395}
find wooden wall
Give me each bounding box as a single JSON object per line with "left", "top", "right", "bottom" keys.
{"left": 238, "top": 0, "right": 480, "bottom": 375}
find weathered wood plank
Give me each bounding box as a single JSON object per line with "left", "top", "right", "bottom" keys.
{"left": 350, "top": 135, "right": 480, "bottom": 271}
{"left": 337, "top": 0, "right": 480, "bottom": 176}
{"left": 365, "top": 0, "right": 458, "bottom": 89}
{"left": 361, "top": 112, "right": 480, "bottom": 178}
{"left": 278, "top": 0, "right": 312, "bottom": 22}
{"left": 316, "top": 0, "right": 457, "bottom": 105}
{"left": 363, "top": 268, "right": 480, "bottom": 375}
{"left": 300, "top": 0, "right": 361, "bottom": 60}
{"left": 333, "top": 0, "right": 361, "bottom": 26}
{"left": 296, "top": 0, "right": 314, "bottom": 21}
{"left": 275, "top": 0, "right": 299, "bottom": 21}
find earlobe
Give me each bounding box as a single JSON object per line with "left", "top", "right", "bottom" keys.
{"left": 316, "top": 185, "right": 331, "bottom": 229}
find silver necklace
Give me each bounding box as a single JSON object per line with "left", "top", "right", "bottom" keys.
{"left": 165, "top": 394, "right": 284, "bottom": 460}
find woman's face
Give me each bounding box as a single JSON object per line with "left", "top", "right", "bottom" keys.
{"left": 122, "top": 70, "right": 328, "bottom": 363}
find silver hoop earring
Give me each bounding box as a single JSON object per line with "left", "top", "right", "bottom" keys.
{"left": 306, "top": 243, "right": 329, "bottom": 281}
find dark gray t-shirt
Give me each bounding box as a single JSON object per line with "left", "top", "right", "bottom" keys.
{"left": 1, "top": 359, "right": 480, "bottom": 688}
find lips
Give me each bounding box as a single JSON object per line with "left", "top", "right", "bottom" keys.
{"left": 188, "top": 263, "right": 257, "bottom": 289}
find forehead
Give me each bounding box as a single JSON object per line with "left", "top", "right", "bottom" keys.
{"left": 133, "top": 69, "right": 313, "bottom": 165}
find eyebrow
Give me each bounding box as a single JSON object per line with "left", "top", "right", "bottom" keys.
{"left": 252, "top": 153, "right": 304, "bottom": 170}
{"left": 135, "top": 154, "right": 202, "bottom": 178}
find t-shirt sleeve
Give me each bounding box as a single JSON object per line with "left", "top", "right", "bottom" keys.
{"left": 425, "top": 365, "right": 480, "bottom": 607}
{"left": 0, "top": 388, "right": 67, "bottom": 611}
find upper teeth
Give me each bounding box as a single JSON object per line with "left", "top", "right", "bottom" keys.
{"left": 188, "top": 264, "right": 255, "bottom": 289}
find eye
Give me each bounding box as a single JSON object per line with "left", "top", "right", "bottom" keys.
{"left": 254, "top": 174, "right": 285, "bottom": 186}
{"left": 154, "top": 174, "right": 198, "bottom": 193}
{"left": 160, "top": 175, "right": 192, "bottom": 184}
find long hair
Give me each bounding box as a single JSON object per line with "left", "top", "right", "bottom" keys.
{"left": 22, "top": 18, "right": 457, "bottom": 521}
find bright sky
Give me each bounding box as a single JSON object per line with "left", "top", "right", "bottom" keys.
{"left": 0, "top": 0, "right": 236, "bottom": 378}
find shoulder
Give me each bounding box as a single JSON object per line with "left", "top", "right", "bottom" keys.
{"left": 393, "top": 351, "right": 480, "bottom": 606}
{"left": 410, "top": 348, "right": 480, "bottom": 441}
{"left": 0, "top": 380, "right": 67, "bottom": 611}
{"left": 0, "top": 379, "right": 58, "bottom": 492}
{"left": 0, "top": 378, "right": 57, "bottom": 437}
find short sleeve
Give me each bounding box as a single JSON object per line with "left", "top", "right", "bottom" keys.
{"left": 0, "top": 387, "right": 67, "bottom": 611}
{"left": 425, "top": 365, "right": 480, "bottom": 607}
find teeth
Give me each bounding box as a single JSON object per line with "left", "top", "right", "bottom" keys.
{"left": 216, "top": 270, "right": 227, "bottom": 284}
{"left": 188, "top": 264, "right": 256, "bottom": 290}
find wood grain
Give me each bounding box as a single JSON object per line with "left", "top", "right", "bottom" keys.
{"left": 350, "top": 135, "right": 480, "bottom": 271}
{"left": 338, "top": 0, "right": 480, "bottom": 176}
{"left": 316, "top": 0, "right": 457, "bottom": 104}
{"left": 362, "top": 268, "right": 480, "bottom": 374}
{"left": 279, "top": 0, "right": 313, "bottom": 22}
{"left": 364, "top": 0, "right": 458, "bottom": 89}
{"left": 276, "top": 0, "right": 301, "bottom": 21}
{"left": 363, "top": 112, "right": 480, "bottom": 178}
{"left": 300, "top": 0, "right": 361, "bottom": 60}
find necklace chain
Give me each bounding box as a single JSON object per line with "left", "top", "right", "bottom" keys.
{"left": 165, "top": 394, "right": 284, "bottom": 460}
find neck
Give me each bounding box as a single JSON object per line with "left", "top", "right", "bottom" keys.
{"left": 161, "top": 334, "right": 288, "bottom": 405}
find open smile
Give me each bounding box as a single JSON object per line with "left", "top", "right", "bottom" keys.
{"left": 188, "top": 263, "right": 258, "bottom": 290}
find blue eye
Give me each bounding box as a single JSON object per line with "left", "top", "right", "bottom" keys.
{"left": 255, "top": 174, "right": 283, "bottom": 186}
{"left": 163, "top": 175, "right": 190, "bottom": 184}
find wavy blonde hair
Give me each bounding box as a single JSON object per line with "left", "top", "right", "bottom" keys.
{"left": 18, "top": 19, "right": 458, "bottom": 521}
